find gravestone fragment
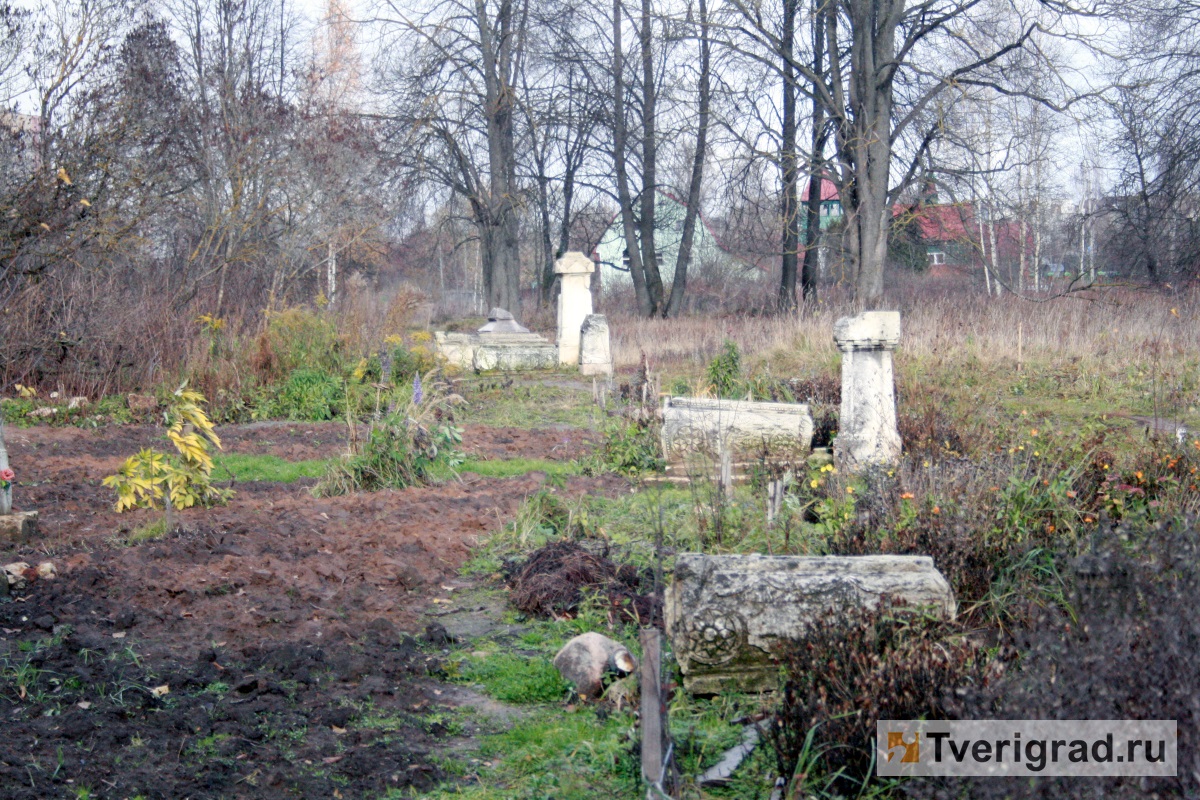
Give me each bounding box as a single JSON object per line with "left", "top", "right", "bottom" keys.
{"left": 833, "top": 311, "right": 902, "bottom": 471}
{"left": 659, "top": 397, "right": 813, "bottom": 483}
{"left": 665, "top": 553, "right": 956, "bottom": 693}
{"left": 579, "top": 314, "right": 613, "bottom": 377}
{"left": 554, "top": 252, "right": 595, "bottom": 366}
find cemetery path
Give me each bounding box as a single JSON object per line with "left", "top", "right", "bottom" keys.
{"left": 0, "top": 420, "right": 614, "bottom": 799}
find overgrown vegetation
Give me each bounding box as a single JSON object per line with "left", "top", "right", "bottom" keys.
{"left": 314, "top": 371, "right": 464, "bottom": 496}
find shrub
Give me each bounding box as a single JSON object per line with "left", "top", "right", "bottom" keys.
{"left": 768, "top": 601, "right": 991, "bottom": 796}
{"left": 259, "top": 307, "right": 343, "bottom": 378}
{"left": 313, "top": 372, "right": 463, "bottom": 496}
{"left": 584, "top": 419, "right": 665, "bottom": 477}
{"left": 103, "top": 385, "right": 232, "bottom": 512}
{"left": 706, "top": 340, "right": 744, "bottom": 398}
{"left": 267, "top": 368, "right": 344, "bottom": 421}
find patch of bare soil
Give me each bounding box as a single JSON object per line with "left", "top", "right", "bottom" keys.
{"left": 0, "top": 421, "right": 617, "bottom": 798}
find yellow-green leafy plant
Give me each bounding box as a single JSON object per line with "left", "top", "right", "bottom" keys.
{"left": 103, "top": 386, "right": 232, "bottom": 512}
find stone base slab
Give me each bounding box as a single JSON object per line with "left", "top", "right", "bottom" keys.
{"left": 0, "top": 511, "right": 38, "bottom": 544}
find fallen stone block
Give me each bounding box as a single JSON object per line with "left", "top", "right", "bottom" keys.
{"left": 0, "top": 511, "right": 37, "bottom": 544}
{"left": 553, "top": 631, "right": 637, "bottom": 699}
{"left": 665, "top": 553, "right": 956, "bottom": 693}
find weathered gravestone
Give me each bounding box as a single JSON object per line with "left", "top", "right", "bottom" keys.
{"left": 833, "top": 311, "right": 902, "bottom": 471}
{"left": 665, "top": 553, "right": 956, "bottom": 693}
{"left": 659, "top": 397, "right": 813, "bottom": 483}
{"left": 555, "top": 252, "right": 595, "bottom": 366}
{"left": 434, "top": 308, "right": 558, "bottom": 371}
{"left": 579, "top": 314, "right": 612, "bottom": 377}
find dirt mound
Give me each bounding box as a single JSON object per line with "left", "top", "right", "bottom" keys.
{"left": 508, "top": 541, "right": 660, "bottom": 626}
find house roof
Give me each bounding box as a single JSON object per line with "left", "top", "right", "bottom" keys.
{"left": 802, "top": 179, "right": 840, "bottom": 202}
{"left": 905, "top": 203, "right": 977, "bottom": 243}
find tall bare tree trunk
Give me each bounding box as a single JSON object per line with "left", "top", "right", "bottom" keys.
{"left": 778, "top": 0, "right": 800, "bottom": 310}
{"left": 638, "top": 0, "right": 664, "bottom": 314}
{"left": 612, "top": 0, "right": 652, "bottom": 315}
{"left": 477, "top": 0, "right": 522, "bottom": 315}
{"left": 666, "top": 0, "right": 710, "bottom": 317}
{"left": 799, "top": 0, "right": 827, "bottom": 304}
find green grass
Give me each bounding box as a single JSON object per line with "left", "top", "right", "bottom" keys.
{"left": 126, "top": 516, "right": 168, "bottom": 545}
{"left": 213, "top": 453, "right": 327, "bottom": 483}
{"left": 455, "top": 653, "right": 572, "bottom": 704}
{"left": 422, "top": 709, "right": 642, "bottom": 800}
{"left": 459, "top": 458, "right": 580, "bottom": 479}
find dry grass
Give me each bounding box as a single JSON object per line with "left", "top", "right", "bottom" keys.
{"left": 610, "top": 286, "right": 1200, "bottom": 374}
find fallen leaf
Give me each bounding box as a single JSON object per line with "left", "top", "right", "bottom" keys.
{"left": 431, "top": 598, "right": 450, "bottom": 604}
{"left": 111, "top": 632, "right": 126, "bottom": 639}
{"left": 323, "top": 755, "right": 344, "bottom": 764}
{"left": 77, "top": 701, "right": 91, "bottom": 710}
{"left": 331, "top": 725, "right": 347, "bottom": 734}
{"left": 150, "top": 685, "right": 170, "bottom": 697}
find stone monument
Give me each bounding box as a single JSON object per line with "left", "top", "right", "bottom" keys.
{"left": 434, "top": 308, "right": 558, "bottom": 371}
{"left": 665, "top": 553, "right": 956, "bottom": 693}
{"left": 833, "top": 310, "right": 902, "bottom": 471}
{"left": 554, "top": 252, "right": 595, "bottom": 366}
{"left": 579, "top": 314, "right": 612, "bottom": 377}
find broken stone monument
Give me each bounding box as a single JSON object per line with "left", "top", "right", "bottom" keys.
{"left": 833, "top": 310, "right": 902, "bottom": 471}
{"left": 665, "top": 553, "right": 956, "bottom": 693}
{"left": 0, "top": 420, "right": 36, "bottom": 543}
{"left": 579, "top": 314, "right": 612, "bottom": 377}
{"left": 554, "top": 252, "right": 595, "bottom": 366}
{"left": 659, "top": 397, "right": 813, "bottom": 483}
{"left": 434, "top": 308, "right": 557, "bottom": 372}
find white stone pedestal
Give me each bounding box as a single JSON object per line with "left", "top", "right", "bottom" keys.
{"left": 555, "top": 252, "right": 595, "bottom": 366}
{"left": 833, "top": 311, "right": 902, "bottom": 471}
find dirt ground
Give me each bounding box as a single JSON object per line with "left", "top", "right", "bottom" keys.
{"left": 0, "top": 420, "right": 614, "bottom": 799}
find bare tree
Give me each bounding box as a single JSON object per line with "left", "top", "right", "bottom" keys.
{"left": 379, "top": 0, "right": 525, "bottom": 315}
